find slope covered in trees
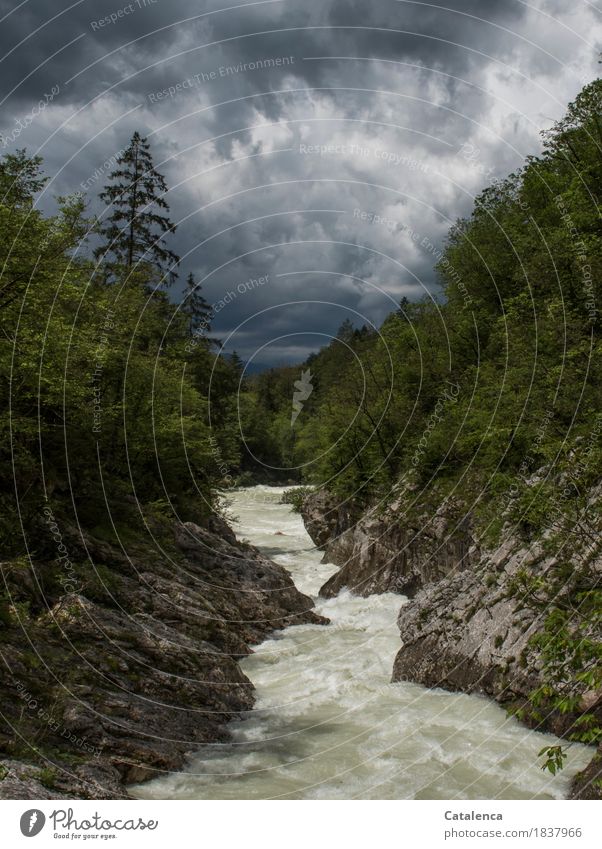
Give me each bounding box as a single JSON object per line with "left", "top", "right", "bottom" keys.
{"left": 0, "top": 141, "right": 248, "bottom": 561}
{"left": 242, "top": 80, "right": 602, "bottom": 517}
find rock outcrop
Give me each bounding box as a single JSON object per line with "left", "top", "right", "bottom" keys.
{"left": 570, "top": 746, "right": 602, "bottom": 799}
{"left": 301, "top": 486, "right": 602, "bottom": 798}
{"left": 391, "top": 533, "right": 602, "bottom": 798}
{"left": 0, "top": 513, "right": 324, "bottom": 799}
{"left": 301, "top": 489, "right": 476, "bottom": 598}
{"left": 300, "top": 489, "right": 358, "bottom": 552}
{"left": 392, "top": 538, "right": 558, "bottom": 720}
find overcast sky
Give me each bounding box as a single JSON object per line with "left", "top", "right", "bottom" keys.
{"left": 1, "top": 0, "right": 601, "bottom": 365}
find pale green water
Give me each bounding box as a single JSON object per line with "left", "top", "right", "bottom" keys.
{"left": 132, "top": 485, "right": 591, "bottom": 800}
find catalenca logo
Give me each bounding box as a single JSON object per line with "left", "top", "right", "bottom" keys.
{"left": 20, "top": 809, "right": 46, "bottom": 837}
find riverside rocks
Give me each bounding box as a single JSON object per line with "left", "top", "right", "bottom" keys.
{"left": 301, "top": 489, "right": 475, "bottom": 598}
{"left": 300, "top": 487, "right": 602, "bottom": 799}
{"left": 570, "top": 746, "right": 602, "bottom": 799}
{"left": 392, "top": 539, "right": 556, "bottom": 717}
{"left": 0, "top": 514, "right": 324, "bottom": 799}
{"left": 391, "top": 536, "right": 602, "bottom": 799}
{"left": 300, "top": 488, "right": 359, "bottom": 552}
{"left": 388, "top": 483, "right": 602, "bottom": 802}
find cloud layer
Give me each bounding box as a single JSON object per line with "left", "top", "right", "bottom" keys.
{"left": 1, "top": 0, "right": 601, "bottom": 363}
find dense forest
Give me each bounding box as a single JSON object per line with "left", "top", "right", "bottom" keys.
{"left": 242, "top": 81, "right": 602, "bottom": 515}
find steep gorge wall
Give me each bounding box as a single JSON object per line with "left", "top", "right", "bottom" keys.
{"left": 391, "top": 534, "right": 602, "bottom": 799}
{"left": 301, "top": 490, "right": 477, "bottom": 598}
{"left": 301, "top": 488, "right": 602, "bottom": 799}
{"left": 0, "top": 514, "right": 324, "bottom": 799}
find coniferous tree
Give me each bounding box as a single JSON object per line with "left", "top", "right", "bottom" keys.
{"left": 396, "top": 295, "right": 410, "bottom": 319}
{"left": 230, "top": 350, "right": 245, "bottom": 380}
{"left": 94, "top": 131, "right": 179, "bottom": 284}
{"left": 336, "top": 318, "right": 355, "bottom": 342}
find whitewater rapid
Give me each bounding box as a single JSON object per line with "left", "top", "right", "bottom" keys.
{"left": 133, "top": 485, "right": 590, "bottom": 800}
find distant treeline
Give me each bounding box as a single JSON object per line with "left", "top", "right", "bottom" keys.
{"left": 240, "top": 80, "right": 602, "bottom": 521}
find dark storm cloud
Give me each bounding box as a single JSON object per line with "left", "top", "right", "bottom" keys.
{"left": 1, "top": 0, "right": 600, "bottom": 364}
{"left": 1, "top": 1, "right": 528, "bottom": 110}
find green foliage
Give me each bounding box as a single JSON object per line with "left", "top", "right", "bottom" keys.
{"left": 0, "top": 143, "right": 245, "bottom": 559}
{"left": 281, "top": 486, "right": 314, "bottom": 513}
{"left": 38, "top": 767, "right": 57, "bottom": 789}
{"left": 538, "top": 745, "right": 567, "bottom": 776}
{"left": 182, "top": 271, "right": 212, "bottom": 336}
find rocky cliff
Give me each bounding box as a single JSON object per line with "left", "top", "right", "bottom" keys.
{"left": 391, "top": 531, "right": 602, "bottom": 799}
{"left": 301, "top": 487, "right": 602, "bottom": 799}
{"left": 0, "top": 511, "right": 324, "bottom": 799}
{"left": 301, "top": 489, "right": 476, "bottom": 598}
{"left": 392, "top": 536, "right": 577, "bottom": 725}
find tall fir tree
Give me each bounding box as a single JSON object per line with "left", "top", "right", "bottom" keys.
{"left": 229, "top": 350, "right": 246, "bottom": 389}
{"left": 94, "top": 131, "right": 179, "bottom": 284}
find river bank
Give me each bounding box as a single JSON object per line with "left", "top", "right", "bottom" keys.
{"left": 133, "top": 486, "right": 590, "bottom": 800}
{"left": 300, "top": 488, "right": 602, "bottom": 799}
{"left": 0, "top": 505, "right": 321, "bottom": 799}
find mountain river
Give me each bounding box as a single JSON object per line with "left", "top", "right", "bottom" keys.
{"left": 133, "top": 485, "right": 590, "bottom": 800}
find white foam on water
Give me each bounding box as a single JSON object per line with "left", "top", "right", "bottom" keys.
{"left": 132, "top": 486, "right": 592, "bottom": 800}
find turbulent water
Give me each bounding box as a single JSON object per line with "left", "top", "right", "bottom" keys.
{"left": 133, "top": 485, "right": 591, "bottom": 800}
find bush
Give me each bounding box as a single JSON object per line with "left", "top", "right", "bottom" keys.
{"left": 280, "top": 486, "right": 314, "bottom": 513}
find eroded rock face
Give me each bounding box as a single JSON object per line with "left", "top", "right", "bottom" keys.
{"left": 0, "top": 517, "right": 325, "bottom": 799}
{"left": 392, "top": 536, "right": 602, "bottom": 798}
{"left": 392, "top": 540, "right": 548, "bottom": 711}
{"left": 300, "top": 489, "right": 358, "bottom": 551}
{"left": 570, "top": 745, "right": 602, "bottom": 799}
{"left": 0, "top": 759, "right": 125, "bottom": 800}
{"left": 301, "top": 490, "right": 476, "bottom": 598}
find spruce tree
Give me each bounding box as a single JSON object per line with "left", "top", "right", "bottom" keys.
{"left": 230, "top": 350, "right": 245, "bottom": 375}
{"left": 94, "top": 131, "right": 179, "bottom": 284}
{"left": 230, "top": 350, "right": 246, "bottom": 389}
{"left": 396, "top": 295, "right": 410, "bottom": 320}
